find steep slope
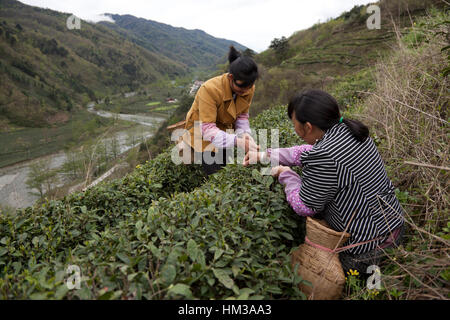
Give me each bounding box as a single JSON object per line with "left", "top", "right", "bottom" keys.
{"left": 0, "top": 0, "right": 246, "bottom": 129}
{"left": 0, "top": 0, "right": 189, "bottom": 127}
{"left": 100, "top": 14, "right": 247, "bottom": 70}
{"left": 250, "top": 0, "right": 445, "bottom": 116}
{"left": 0, "top": 0, "right": 447, "bottom": 301}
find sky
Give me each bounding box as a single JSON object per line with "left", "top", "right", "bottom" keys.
{"left": 18, "top": 0, "right": 376, "bottom": 52}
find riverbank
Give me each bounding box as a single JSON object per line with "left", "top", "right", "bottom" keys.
{"left": 0, "top": 108, "right": 122, "bottom": 168}
{"left": 0, "top": 107, "right": 167, "bottom": 210}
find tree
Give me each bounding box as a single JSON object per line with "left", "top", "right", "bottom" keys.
{"left": 26, "top": 159, "right": 59, "bottom": 199}
{"left": 61, "top": 150, "right": 83, "bottom": 179}
{"left": 109, "top": 135, "right": 120, "bottom": 160}
{"left": 243, "top": 48, "right": 256, "bottom": 58}
{"left": 269, "top": 36, "right": 290, "bottom": 62}
{"left": 9, "top": 34, "right": 17, "bottom": 46}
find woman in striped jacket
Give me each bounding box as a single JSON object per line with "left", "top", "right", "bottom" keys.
{"left": 244, "top": 89, "right": 405, "bottom": 275}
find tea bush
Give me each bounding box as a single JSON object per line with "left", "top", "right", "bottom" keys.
{"left": 0, "top": 104, "right": 312, "bottom": 299}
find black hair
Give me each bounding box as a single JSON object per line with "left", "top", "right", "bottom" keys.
{"left": 287, "top": 89, "right": 369, "bottom": 142}
{"left": 228, "top": 46, "right": 259, "bottom": 87}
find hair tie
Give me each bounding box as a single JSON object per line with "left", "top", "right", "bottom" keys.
{"left": 339, "top": 116, "right": 344, "bottom": 123}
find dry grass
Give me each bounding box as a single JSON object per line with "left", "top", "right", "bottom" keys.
{"left": 351, "top": 10, "right": 449, "bottom": 299}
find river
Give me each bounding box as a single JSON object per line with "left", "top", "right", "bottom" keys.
{"left": 0, "top": 105, "right": 167, "bottom": 210}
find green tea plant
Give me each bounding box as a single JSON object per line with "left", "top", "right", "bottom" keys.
{"left": 0, "top": 104, "right": 312, "bottom": 299}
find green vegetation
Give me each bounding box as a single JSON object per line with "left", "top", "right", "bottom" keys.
{"left": 103, "top": 14, "right": 246, "bottom": 70}
{"left": 0, "top": 0, "right": 184, "bottom": 128}
{"left": 326, "top": 67, "right": 376, "bottom": 109}
{"left": 152, "top": 105, "right": 179, "bottom": 112}
{"left": 0, "top": 0, "right": 243, "bottom": 131}
{"left": 0, "top": 0, "right": 447, "bottom": 301}
{"left": 334, "top": 7, "right": 449, "bottom": 300}
{"left": 88, "top": 78, "right": 189, "bottom": 117}
{"left": 146, "top": 102, "right": 161, "bottom": 107}
{"left": 250, "top": 0, "right": 445, "bottom": 116}
{"left": 25, "top": 159, "right": 59, "bottom": 199}
{"left": 142, "top": 94, "right": 194, "bottom": 160}
{"left": 0, "top": 109, "right": 130, "bottom": 168}
{"left": 0, "top": 103, "right": 310, "bottom": 299}
{"left": 95, "top": 95, "right": 157, "bottom": 115}
{"left": 269, "top": 36, "right": 290, "bottom": 63}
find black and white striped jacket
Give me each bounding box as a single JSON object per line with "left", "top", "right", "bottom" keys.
{"left": 299, "top": 122, "right": 405, "bottom": 255}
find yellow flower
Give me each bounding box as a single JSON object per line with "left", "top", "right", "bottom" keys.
{"left": 368, "top": 289, "right": 379, "bottom": 297}
{"left": 348, "top": 269, "right": 360, "bottom": 276}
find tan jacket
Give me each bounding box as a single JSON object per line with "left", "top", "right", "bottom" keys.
{"left": 182, "top": 73, "right": 255, "bottom": 153}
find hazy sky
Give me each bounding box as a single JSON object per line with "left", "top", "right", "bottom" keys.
{"left": 19, "top": 0, "right": 375, "bottom": 52}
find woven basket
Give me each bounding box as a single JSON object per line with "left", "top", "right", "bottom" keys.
{"left": 291, "top": 217, "right": 351, "bottom": 300}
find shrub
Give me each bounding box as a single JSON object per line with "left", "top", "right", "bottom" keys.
{"left": 35, "top": 38, "right": 68, "bottom": 57}
{"left": 348, "top": 11, "right": 449, "bottom": 300}
{"left": 326, "top": 68, "right": 376, "bottom": 109}
{"left": 359, "top": 15, "right": 449, "bottom": 226}
{"left": 0, "top": 101, "right": 312, "bottom": 299}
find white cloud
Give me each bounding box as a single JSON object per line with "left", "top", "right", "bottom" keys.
{"left": 19, "top": 0, "right": 375, "bottom": 52}
{"left": 85, "top": 14, "right": 115, "bottom": 24}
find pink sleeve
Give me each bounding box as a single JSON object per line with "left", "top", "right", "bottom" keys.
{"left": 266, "top": 144, "right": 313, "bottom": 167}
{"left": 278, "top": 170, "right": 315, "bottom": 217}
{"left": 235, "top": 113, "right": 251, "bottom": 136}
{"left": 202, "top": 122, "right": 236, "bottom": 149}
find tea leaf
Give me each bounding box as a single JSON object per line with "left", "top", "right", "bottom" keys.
{"left": 161, "top": 264, "right": 176, "bottom": 284}
{"left": 187, "top": 239, "right": 198, "bottom": 262}
{"left": 212, "top": 268, "right": 234, "bottom": 289}
{"left": 168, "top": 284, "right": 193, "bottom": 298}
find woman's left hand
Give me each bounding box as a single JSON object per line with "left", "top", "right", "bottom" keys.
{"left": 270, "top": 165, "right": 291, "bottom": 178}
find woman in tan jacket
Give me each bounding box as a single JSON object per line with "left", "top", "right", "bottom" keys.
{"left": 181, "top": 46, "right": 260, "bottom": 175}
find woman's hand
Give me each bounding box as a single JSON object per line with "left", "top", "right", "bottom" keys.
{"left": 243, "top": 151, "right": 266, "bottom": 166}
{"left": 236, "top": 134, "right": 259, "bottom": 153}
{"left": 270, "top": 165, "right": 292, "bottom": 178}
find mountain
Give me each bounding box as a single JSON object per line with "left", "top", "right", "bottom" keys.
{"left": 0, "top": 0, "right": 246, "bottom": 128}
{"left": 1, "top": 0, "right": 447, "bottom": 300}
{"left": 100, "top": 14, "right": 247, "bottom": 69}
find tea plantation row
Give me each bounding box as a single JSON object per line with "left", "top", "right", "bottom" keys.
{"left": 0, "top": 105, "right": 310, "bottom": 299}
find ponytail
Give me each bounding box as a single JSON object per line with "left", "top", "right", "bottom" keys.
{"left": 341, "top": 119, "right": 369, "bottom": 142}
{"left": 228, "top": 45, "right": 241, "bottom": 64}
{"left": 287, "top": 89, "right": 369, "bottom": 142}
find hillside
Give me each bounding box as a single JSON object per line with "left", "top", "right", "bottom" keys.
{"left": 0, "top": 0, "right": 448, "bottom": 301}
{"left": 100, "top": 14, "right": 247, "bottom": 70}
{"left": 250, "top": 0, "right": 445, "bottom": 116}
{"left": 0, "top": 0, "right": 179, "bottom": 128}
{"left": 144, "top": 0, "right": 447, "bottom": 161}
{"left": 0, "top": 0, "right": 245, "bottom": 129}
